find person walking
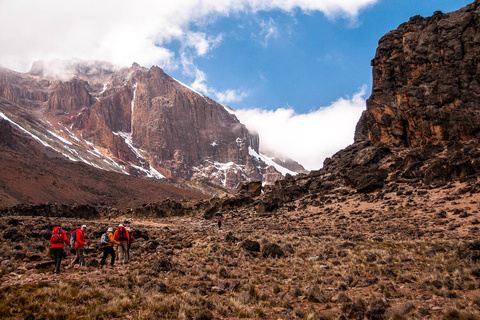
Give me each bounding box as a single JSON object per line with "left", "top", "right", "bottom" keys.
{"left": 68, "top": 225, "right": 88, "bottom": 269}
{"left": 113, "top": 224, "right": 130, "bottom": 265}
{"left": 49, "top": 225, "right": 69, "bottom": 274}
{"left": 215, "top": 212, "right": 223, "bottom": 230}
{"left": 99, "top": 227, "right": 118, "bottom": 268}
{"left": 127, "top": 226, "right": 134, "bottom": 261}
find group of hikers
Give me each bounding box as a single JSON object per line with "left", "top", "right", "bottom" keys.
{"left": 49, "top": 224, "right": 133, "bottom": 274}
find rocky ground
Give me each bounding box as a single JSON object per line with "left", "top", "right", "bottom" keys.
{"left": 1, "top": 180, "right": 480, "bottom": 319}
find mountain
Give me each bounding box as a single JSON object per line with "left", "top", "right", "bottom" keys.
{"left": 0, "top": 114, "right": 209, "bottom": 210}
{"left": 0, "top": 60, "right": 303, "bottom": 192}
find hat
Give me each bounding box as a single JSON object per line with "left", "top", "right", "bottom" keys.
{"left": 129, "top": 227, "right": 133, "bottom": 230}
{"left": 107, "top": 227, "right": 113, "bottom": 232}
{"left": 81, "top": 225, "right": 87, "bottom": 228}
{"left": 118, "top": 224, "right": 124, "bottom": 227}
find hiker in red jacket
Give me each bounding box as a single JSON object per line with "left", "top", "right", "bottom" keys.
{"left": 113, "top": 224, "right": 130, "bottom": 265}
{"left": 68, "top": 225, "right": 88, "bottom": 268}
{"left": 50, "top": 225, "right": 69, "bottom": 273}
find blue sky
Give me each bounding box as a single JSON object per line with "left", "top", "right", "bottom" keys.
{"left": 166, "top": 0, "right": 472, "bottom": 112}
{"left": 0, "top": 0, "right": 473, "bottom": 170}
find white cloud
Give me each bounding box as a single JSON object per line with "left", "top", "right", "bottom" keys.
{"left": 0, "top": 0, "right": 378, "bottom": 72}
{"left": 257, "top": 18, "right": 280, "bottom": 47}
{"left": 235, "top": 85, "right": 368, "bottom": 170}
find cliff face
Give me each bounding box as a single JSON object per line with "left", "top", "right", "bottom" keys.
{"left": 71, "top": 64, "right": 261, "bottom": 183}
{"left": 0, "top": 62, "right": 294, "bottom": 189}
{"left": 356, "top": 1, "right": 480, "bottom": 147}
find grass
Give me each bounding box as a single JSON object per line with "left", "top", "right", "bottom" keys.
{"left": 2, "top": 216, "right": 480, "bottom": 319}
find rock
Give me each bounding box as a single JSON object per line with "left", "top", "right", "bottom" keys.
{"left": 236, "top": 181, "right": 262, "bottom": 197}
{"left": 34, "top": 261, "right": 54, "bottom": 269}
{"left": 143, "top": 241, "right": 158, "bottom": 253}
{"left": 331, "top": 292, "right": 351, "bottom": 303}
{"left": 2, "top": 227, "right": 18, "bottom": 239}
{"left": 262, "top": 243, "right": 285, "bottom": 259}
{"left": 86, "top": 258, "right": 99, "bottom": 267}
{"left": 153, "top": 258, "right": 172, "bottom": 272}
{"left": 144, "top": 280, "right": 167, "bottom": 292}
{"left": 384, "top": 302, "right": 415, "bottom": 319}
{"left": 240, "top": 240, "right": 260, "bottom": 252}
{"left": 211, "top": 286, "right": 226, "bottom": 294}
{"left": 316, "top": 308, "right": 343, "bottom": 320}
{"left": 1, "top": 259, "right": 15, "bottom": 270}
{"left": 356, "top": 2, "right": 480, "bottom": 150}
{"left": 283, "top": 243, "right": 295, "bottom": 254}
{"left": 225, "top": 232, "right": 238, "bottom": 244}
{"left": 306, "top": 285, "right": 329, "bottom": 303}
{"left": 7, "top": 219, "right": 19, "bottom": 226}
{"left": 367, "top": 294, "right": 389, "bottom": 318}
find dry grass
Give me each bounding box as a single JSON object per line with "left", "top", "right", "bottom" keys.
{"left": 1, "top": 214, "right": 480, "bottom": 319}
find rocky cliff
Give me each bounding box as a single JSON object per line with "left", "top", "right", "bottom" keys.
{"left": 207, "top": 0, "right": 480, "bottom": 215}
{"left": 0, "top": 61, "right": 299, "bottom": 190}
{"left": 356, "top": 1, "right": 480, "bottom": 147}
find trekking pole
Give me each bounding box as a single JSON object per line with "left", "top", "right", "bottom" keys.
{"left": 80, "top": 242, "right": 88, "bottom": 267}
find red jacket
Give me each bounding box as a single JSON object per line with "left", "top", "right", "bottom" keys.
{"left": 50, "top": 228, "right": 69, "bottom": 248}
{"left": 72, "top": 229, "right": 87, "bottom": 248}
{"left": 113, "top": 227, "right": 130, "bottom": 243}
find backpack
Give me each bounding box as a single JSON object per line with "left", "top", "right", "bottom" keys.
{"left": 99, "top": 233, "right": 111, "bottom": 246}
{"left": 114, "top": 227, "right": 128, "bottom": 241}
{"left": 70, "top": 230, "right": 77, "bottom": 247}
{"left": 51, "top": 227, "right": 64, "bottom": 244}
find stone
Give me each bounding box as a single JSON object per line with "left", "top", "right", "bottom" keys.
{"left": 262, "top": 243, "right": 285, "bottom": 259}
{"left": 384, "top": 302, "right": 415, "bottom": 319}
{"left": 240, "top": 240, "right": 260, "bottom": 252}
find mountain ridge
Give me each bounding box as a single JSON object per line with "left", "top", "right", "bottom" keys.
{"left": 0, "top": 61, "right": 305, "bottom": 193}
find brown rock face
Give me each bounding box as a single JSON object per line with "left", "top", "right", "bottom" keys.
{"left": 48, "top": 78, "right": 93, "bottom": 112}
{"left": 356, "top": 1, "right": 480, "bottom": 147}
{"left": 0, "top": 62, "right": 293, "bottom": 190}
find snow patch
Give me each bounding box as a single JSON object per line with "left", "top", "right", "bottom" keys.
{"left": 113, "top": 131, "right": 165, "bottom": 179}
{"left": 0, "top": 112, "right": 78, "bottom": 162}
{"left": 249, "top": 147, "right": 297, "bottom": 177}
{"left": 100, "top": 82, "right": 108, "bottom": 95}
{"left": 47, "top": 130, "right": 72, "bottom": 145}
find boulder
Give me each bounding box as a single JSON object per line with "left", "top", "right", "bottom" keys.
{"left": 262, "top": 243, "right": 285, "bottom": 259}
{"left": 240, "top": 240, "right": 260, "bottom": 252}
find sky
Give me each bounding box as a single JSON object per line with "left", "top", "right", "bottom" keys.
{"left": 0, "top": 0, "right": 472, "bottom": 170}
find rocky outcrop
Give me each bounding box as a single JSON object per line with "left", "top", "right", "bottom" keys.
{"left": 0, "top": 203, "right": 100, "bottom": 219}
{"left": 356, "top": 1, "right": 480, "bottom": 147}
{"left": 48, "top": 78, "right": 93, "bottom": 113}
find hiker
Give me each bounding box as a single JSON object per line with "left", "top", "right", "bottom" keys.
{"left": 215, "top": 212, "right": 223, "bottom": 229}
{"left": 68, "top": 225, "right": 88, "bottom": 268}
{"left": 50, "top": 225, "right": 69, "bottom": 273}
{"left": 99, "top": 227, "right": 119, "bottom": 268}
{"left": 127, "top": 226, "right": 134, "bottom": 261}
{"left": 113, "top": 224, "right": 130, "bottom": 264}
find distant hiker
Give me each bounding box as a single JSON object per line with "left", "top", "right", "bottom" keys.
{"left": 68, "top": 225, "right": 88, "bottom": 269}
{"left": 108, "top": 213, "right": 111, "bottom": 221}
{"left": 99, "top": 227, "right": 119, "bottom": 268}
{"left": 113, "top": 224, "right": 130, "bottom": 264}
{"left": 127, "top": 227, "right": 134, "bottom": 261}
{"left": 50, "top": 225, "right": 69, "bottom": 273}
{"left": 215, "top": 212, "right": 223, "bottom": 229}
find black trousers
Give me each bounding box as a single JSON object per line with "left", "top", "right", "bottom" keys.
{"left": 52, "top": 247, "right": 64, "bottom": 272}
{"left": 100, "top": 246, "right": 115, "bottom": 266}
